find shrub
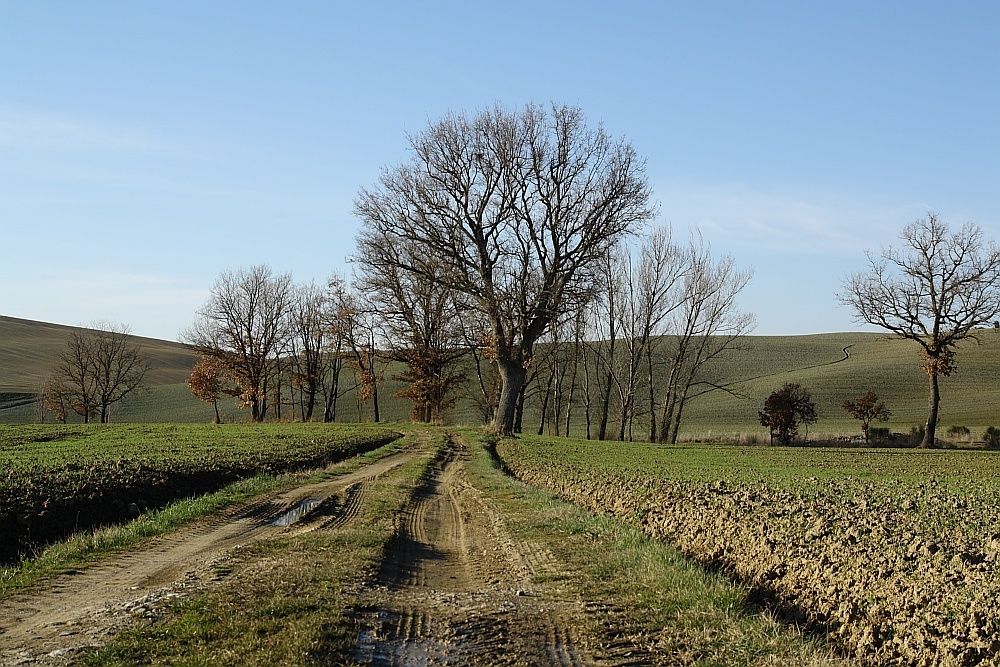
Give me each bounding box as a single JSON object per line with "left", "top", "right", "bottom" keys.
{"left": 758, "top": 383, "right": 818, "bottom": 445}
{"left": 869, "top": 427, "right": 890, "bottom": 444}
{"left": 842, "top": 391, "right": 891, "bottom": 445}
{"left": 984, "top": 426, "right": 1000, "bottom": 449}
{"left": 946, "top": 425, "right": 971, "bottom": 438}
{"left": 910, "top": 425, "right": 925, "bottom": 446}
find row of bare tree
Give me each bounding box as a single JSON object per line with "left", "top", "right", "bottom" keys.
{"left": 462, "top": 229, "right": 753, "bottom": 443}
{"left": 184, "top": 268, "right": 378, "bottom": 424}
{"left": 184, "top": 229, "right": 751, "bottom": 441}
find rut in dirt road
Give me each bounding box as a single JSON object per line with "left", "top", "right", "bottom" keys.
{"left": 349, "top": 445, "right": 651, "bottom": 667}
{"left": 0, "top": 449, "right": 419, "bottom": 667}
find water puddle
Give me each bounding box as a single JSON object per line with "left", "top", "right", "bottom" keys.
{"left": 271, "top": 497, "right": 323, "bottom": 527}
{"left": 352, "top": 609, "right": 450, "bottom": 666}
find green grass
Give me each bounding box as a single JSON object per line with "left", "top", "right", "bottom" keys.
{"left": 0, "top": 438, "right": 409, "bottom": 600}
{"left": 677, "top": 331, "right": 1000, "bottom": 437}
{"left": 0, "top": 422, "right": 395, "bottom": 468}
{"left": 1, "top": 422, "right": 401, "bottom": 566}
{"left": 85, "top": 434, "right": 440, "bottom": 666}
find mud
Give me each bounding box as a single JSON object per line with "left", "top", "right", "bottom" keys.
{"left": 346, "top": 443, "right": 651, "bottom": 666}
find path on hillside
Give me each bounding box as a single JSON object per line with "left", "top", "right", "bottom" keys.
{"left": 0, "top": 449, "right": 420, "bottom": 666}
{"left": 690, "top": 343, "right": 854, "bottom": 400}
{"left": 346, "top": 442, "right": 650, "bottom": 666}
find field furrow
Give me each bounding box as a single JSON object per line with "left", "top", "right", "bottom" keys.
{"left": 496, "top": 436, "right": 1000, "bottom": 666}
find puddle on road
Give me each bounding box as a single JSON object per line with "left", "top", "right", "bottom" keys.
{"left": 352, "top": 609, "right": 452, "bottom": 666}
{"left": 271, "top": 498, "right": 323, "bottom": 527}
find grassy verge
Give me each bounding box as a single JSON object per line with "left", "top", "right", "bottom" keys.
{"left": 84, "top": 435, "right": 440, "bottom": 666}
{"left": 459, "top": 430, "right": 844, "bottom": 665}
{"left": 0, "top": 438, "right": 408, "bottom": 599}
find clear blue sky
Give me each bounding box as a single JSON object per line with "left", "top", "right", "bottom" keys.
{"left": 2, "top": 1, "right": 998, "bottom": 340}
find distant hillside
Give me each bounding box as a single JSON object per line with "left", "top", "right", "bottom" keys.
{"left": 678, "top": 330, "right": 1000, "bottom": 437}
{"left": 0, "top": 316, "right": 196, "bottom": 392}
{"left": 2, "top": 316, "right": 999, "bottom": 437}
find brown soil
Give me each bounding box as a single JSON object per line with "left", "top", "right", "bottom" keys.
{"left": 347, "top": 444, "right": 650, "bottom": 666}
{"left": 0, "top": 450, "right": 418, "bottom": 666}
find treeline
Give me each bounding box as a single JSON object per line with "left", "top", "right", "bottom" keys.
{"left": 182, "top": 224, "right": 752, "bottom": 444}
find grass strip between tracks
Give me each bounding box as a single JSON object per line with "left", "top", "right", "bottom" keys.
{"left": 461, "top": 430, "right": 845, "bottom": 666}
{"left": 0, "top": 439, "right": 409, "bottom": 600}
{"left": 84, "top": 432, "right": 441, "bottom": 666}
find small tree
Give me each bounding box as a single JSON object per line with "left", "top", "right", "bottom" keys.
{"left": 44, "top": 324, "right": 148, "bottom": 423}
{"left": 186, "top": 265, "right": 293, "bottom": 422}
{"left": 187, "top": 355, "right": 232, "bottom": 423}
{"left": 842, "top": 390, "right": 891, "bottom": 445}
{"left": 758, "top": 383, "right": 817, "bottom": 446}
{"left": 41, "top": 378, "right": 70, "bottom": 423}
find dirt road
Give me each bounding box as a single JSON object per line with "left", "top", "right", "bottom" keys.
{"left": 347, "top": 445, "right": 650, "bottom": 666}
{"left": 0, "top": 449, "right": 418, "bottom": 666}
{"left": 2, "top": 439, "right": 652, "bottom": 666}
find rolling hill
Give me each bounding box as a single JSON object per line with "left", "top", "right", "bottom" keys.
{"left": 2, "top": 315, "right": 998, "bottom": 438}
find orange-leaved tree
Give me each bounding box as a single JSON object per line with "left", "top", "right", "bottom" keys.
{"left": 187, "top": 355, "right": 233, "bottom": 423}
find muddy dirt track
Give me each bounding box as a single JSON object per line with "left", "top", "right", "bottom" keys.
{"left": 346, "top": 445, "right": 650, "bottom": 666}
{"left": 1, "top": 441, "right": 652, "bottom": 666}
{"left": 0, "top": 449, "right": 418, "bottom": 666}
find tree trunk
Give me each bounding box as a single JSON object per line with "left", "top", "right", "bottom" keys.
{"left": 597, "top": 371, "right": 613, "bottom": 441}
{"left": 514, "top": 384, "right": 526, "bottom": 433}
{"left": 658, "top": 389, "right": 676, "bottom": 444}
{"left": 493, "top": 359, "right": 527, "bottom": 437}
{"left": 537, "top": 373, "right": 554, "bottom": 436}
{"left": 304, "top": 384, "right": 316, "bottom": 422}
{"left": 669, "top": 391, "right": 688, "bottom": 444}
{"left": 922, "top": 370, "right": 940, "bottom": 447}
{"left": 617, "top": 397, "right": 629, "bottom": 442}
{"left": 213, "top": 398, "right": 221, "bottom": 424}
{"left": 646, "top": 348, "right": 657, "bottom": 442}
{"left": 564, "top": 379, "right": 576, "bottom": 438}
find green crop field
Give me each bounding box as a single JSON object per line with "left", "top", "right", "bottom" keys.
{"left": 0, "top": 422, "right": 396, "bottom": 469}
{"left": 0, "top": 422, "right": 400, "bottom": 564}
{"left": 495, "top": 434, "right": 1000, "bottom": 664}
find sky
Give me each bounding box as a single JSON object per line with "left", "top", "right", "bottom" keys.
{"left": 1, "top": 1, "right": 998, "bottom": 340}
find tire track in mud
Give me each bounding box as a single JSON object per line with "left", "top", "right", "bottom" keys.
{"left": 0, "top": 448, "right": 418, "bottom": 666}
{"left": 348, "top": 443, "right": 650, "bottom": 666}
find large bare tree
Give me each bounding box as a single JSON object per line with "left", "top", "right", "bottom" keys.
{"left": 186, "top": 265, "right": 293, "bottom": 422}
{"left": 355, "top": 103, "right": 653, "bottom": 435}
{"left": 841, "top": 214, "right": 1000, "bottom": 447}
